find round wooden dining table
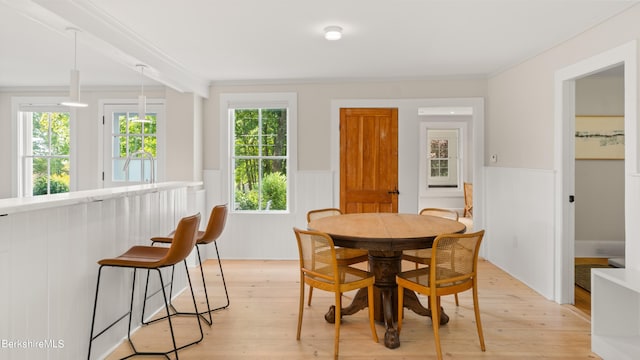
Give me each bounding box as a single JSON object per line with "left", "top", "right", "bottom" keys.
{"left": 308, "top": 212, "right": 466, "bottom": 349}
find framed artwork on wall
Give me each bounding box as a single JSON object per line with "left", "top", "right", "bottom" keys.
{"left": 575, "top": 115, "right": 624, "bottom": 160}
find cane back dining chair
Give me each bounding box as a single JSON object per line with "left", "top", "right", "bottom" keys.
{"left": 293, "top": 227, "right": 378, "bottom": 359}
{"left": 306, "top": 208, "right": 369, "bottom": 306}
{"left": 143, "top": 204, "right": 229, "bottom": 326}
{"left": 464, "top": 182, "right": 473, "bottom": 217}
{"left": 396, "top": 230, "right": 486, "bottom": 360}
{"left": 402, "top": 208, "right": 461, "bottom": 305}
{"left": 88, "top": 213, "right": 203, "bottom": 360}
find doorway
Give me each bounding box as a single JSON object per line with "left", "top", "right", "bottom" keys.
{"left": 555, "top": 41, "right": 637, "bottom": 304}
{"left": 101, "top": 102, "right": 164, "bottom": 188}
{"left": 573, "top": 67, "right": 625, "bottom": 312}
{"left": 330, "top": 98, "right": 485, "bottom": 245}
{"left": 339, "top": 108, "right": 399, "bottom": 213}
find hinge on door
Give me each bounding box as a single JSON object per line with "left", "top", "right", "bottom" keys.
{"left": 102, "top": 172, "right": 104, "bottom": 181}
{"left": 102, "top": 116, "right": 105, "bottom": 125}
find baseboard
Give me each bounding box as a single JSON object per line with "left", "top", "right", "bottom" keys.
{"left": 575, "top": 240, "right": 625, "bottom": 258}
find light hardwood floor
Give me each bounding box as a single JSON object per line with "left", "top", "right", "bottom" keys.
{"left": 105, "top": 259, "right": 599, "bottom": 359}
{"left": 574, "top": 258, "right": 609, "bottom": 317}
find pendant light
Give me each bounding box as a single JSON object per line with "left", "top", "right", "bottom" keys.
{"left": 133, "top": 64, "right": 150, "bottom": 123}
{"left": 61, "top": 28, "right": 88, "bottom": 108}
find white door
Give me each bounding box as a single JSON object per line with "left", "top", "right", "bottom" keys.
{"left": 102, "top": 103, "right": 163, "bottom": 187}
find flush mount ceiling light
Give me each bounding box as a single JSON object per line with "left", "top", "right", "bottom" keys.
{"left": 133, "top": 64, "right": 150, "bottom": 123}
{"left": 60, "top": 27, "right": 88, "bottom": 108}
{"left": 324, "top": 26, "right": 343, "bottom": 41}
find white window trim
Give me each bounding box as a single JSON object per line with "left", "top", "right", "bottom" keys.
{"left": 219, "top": 92, "right": 298, "bottom": 214}
{"left": 419, "top": 121, "right": 467, "bottom": 198}
{"left": 98, "top": 99, "right": 166, "bottom": 187}
{"left": 11, "top": 96, "right": 77, "bottom": 197}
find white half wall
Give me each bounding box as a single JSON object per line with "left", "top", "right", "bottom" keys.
{"left": 627, "top": 174, "right": 640, "bottom": 271}
{"left": 485, "top": 166, "right": 555, "bottom": 300}
{"left": 574, "top": 240, "right": 625, "bottom": 258}
{"left": 204, "top": 170, "right": 334, "bottom": 260}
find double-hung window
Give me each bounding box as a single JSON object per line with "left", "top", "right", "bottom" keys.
{"left": 419, "top": 122, "right": 466, "bottom": 194}
{"left": 428, "top": 129, "right": 458, "bottom": 187}
{"left": 222, "top": 93, "right": 297, "bottom": 213}
{"left": 15, "top": 100, "right": 73, "bottom": 197}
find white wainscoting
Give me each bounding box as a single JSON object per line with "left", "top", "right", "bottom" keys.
{"left": 626, "top": 174, "right": 640, "bottom": 271}
{"left": 185, "top": 187, "right": 206, "bottom": 266}
{"left": 204, "top": 170, "right": 334, "bottom": 260}
{"left": 0, "top": 186, "right": 189, "bottom": 360}
{"left": 485, "top": 166, "right": 556, "bottom": 300}
{"left": 575, "top": 240, "right": 625, "bottom": 258}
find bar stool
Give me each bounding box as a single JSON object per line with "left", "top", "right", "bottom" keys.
{"left": 143, "top": 204, "right": 229, "bottom": 326}
{"left": 87, "top": 213, "right": 203, "bottom": 360}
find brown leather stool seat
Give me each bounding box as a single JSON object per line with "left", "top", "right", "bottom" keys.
{"left": 143, "top": 204, "right": 229, "bottom": 326}
{"left": 88, "top": 213, "right": 203, "bottom": 360}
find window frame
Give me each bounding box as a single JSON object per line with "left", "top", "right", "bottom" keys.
{"left": 100, "top": 101, "right": 165, "bottom": 187}
{"left": 419, "top": 121, "right": 467, "bottom": 197}
{"left": 220, "top": 93, "right": 297, "bottom": 214}
{"left": 427, "top": 129, "right": 458, "bottom": 186}
{"left": 12, "top": 97, "right": 77, "bottom": 197}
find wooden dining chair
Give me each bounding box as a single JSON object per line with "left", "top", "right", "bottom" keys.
{"left": 464, "top": 182, "right": 473, "bottom": 217}
{"left": 402, "top": 208, "right": 461, "bottom": 305}
{"left": 293, "top": 227, "right": 378, "bottom": 359}
{"left": 306, "top": 208, "right": 369, "bottom": 306}
{"left": 397, "top": 230, "right": 486, "bottom": 360}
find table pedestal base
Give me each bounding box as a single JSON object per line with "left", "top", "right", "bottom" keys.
{"left": 324, "top": 251, "right": 449, "bottom": 349}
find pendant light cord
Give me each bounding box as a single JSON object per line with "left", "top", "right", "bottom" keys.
{"left": 73, "top": 30, "right": 78, "bottom": 70}
{"left": 140, "top": 65, "right": 144, "bottom": 95}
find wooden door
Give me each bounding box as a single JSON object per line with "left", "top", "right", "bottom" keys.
{"left": 340, "top": 108, "right": 399, "bottom": 213}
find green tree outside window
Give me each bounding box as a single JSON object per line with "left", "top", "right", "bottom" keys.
{"left": 232, "top": 108, "right": 288, "bottom": 211}
{"left": 30, "top": 112, "right": 70, "bottom": 195}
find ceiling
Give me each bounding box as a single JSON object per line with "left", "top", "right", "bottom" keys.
{"left": 1, "top": 0, "right": 637, "bottom": 97}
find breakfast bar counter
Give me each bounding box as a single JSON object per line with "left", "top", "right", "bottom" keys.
{"left": 0, "top": 182, "right": 201, "bottom": 359}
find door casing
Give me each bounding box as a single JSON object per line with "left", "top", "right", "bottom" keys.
{"left": 554, "top": 40, "right": 637, "bottom": 303}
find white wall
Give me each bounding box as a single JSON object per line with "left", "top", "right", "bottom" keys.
{"left": 0, "top": 86, "right": 202, "bottom": 198}
{"left": 165, "top": 88, "right": 204, "bottom": 182}
{"left": 206, "top": 79, "right": 487, "bottom": 170}
{"left": 205, "top": 79, "right": 487, "bottom": 259}
{"left": 5, "top": 5, "right": 640, "bottom": 304}
{"left": 485, "top": 167, "right": 555, "bottom": 299}
{"left": 487, "top": 4, "right": 640, "bottom": 300}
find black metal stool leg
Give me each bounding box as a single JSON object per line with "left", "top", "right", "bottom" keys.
{"left": 183, "top": 260, "right": 204, "bottom": 344}
{"left": 87, "top": 266, "right": 104, "bottom": 360}
{"left": 88, "top": 266, "right": 137, "bottom": 360}
{"left": 193, "top": 245, "right": 213, "bottom": 325}
{"left": 141, "top": 268, "right": 152, "bottom": 324}
{"left": 88, "top": 265, "right": 204, "bottom": 360}
{"left": 157, "top": 268, "right": 180, "bottom": 359}
{"left": 142, "top": 264, "right": 177, "bottom": 325}
{"left": 142, "top": 241, "right": 176, "bottom": 325}
{"left": 211, "top": 241, "right": 230, "bottom": 311}
{"left": 125, "top": 269, "right": 139, "bottom": 353}
{"left": 173, "top": 242, "right": 230, "bottom": 326}
{"left": 142, "top": 243, "right": 230, "bottom": 327}
{"left": 126, "top": 267, "right": 203, "bottom": 359}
